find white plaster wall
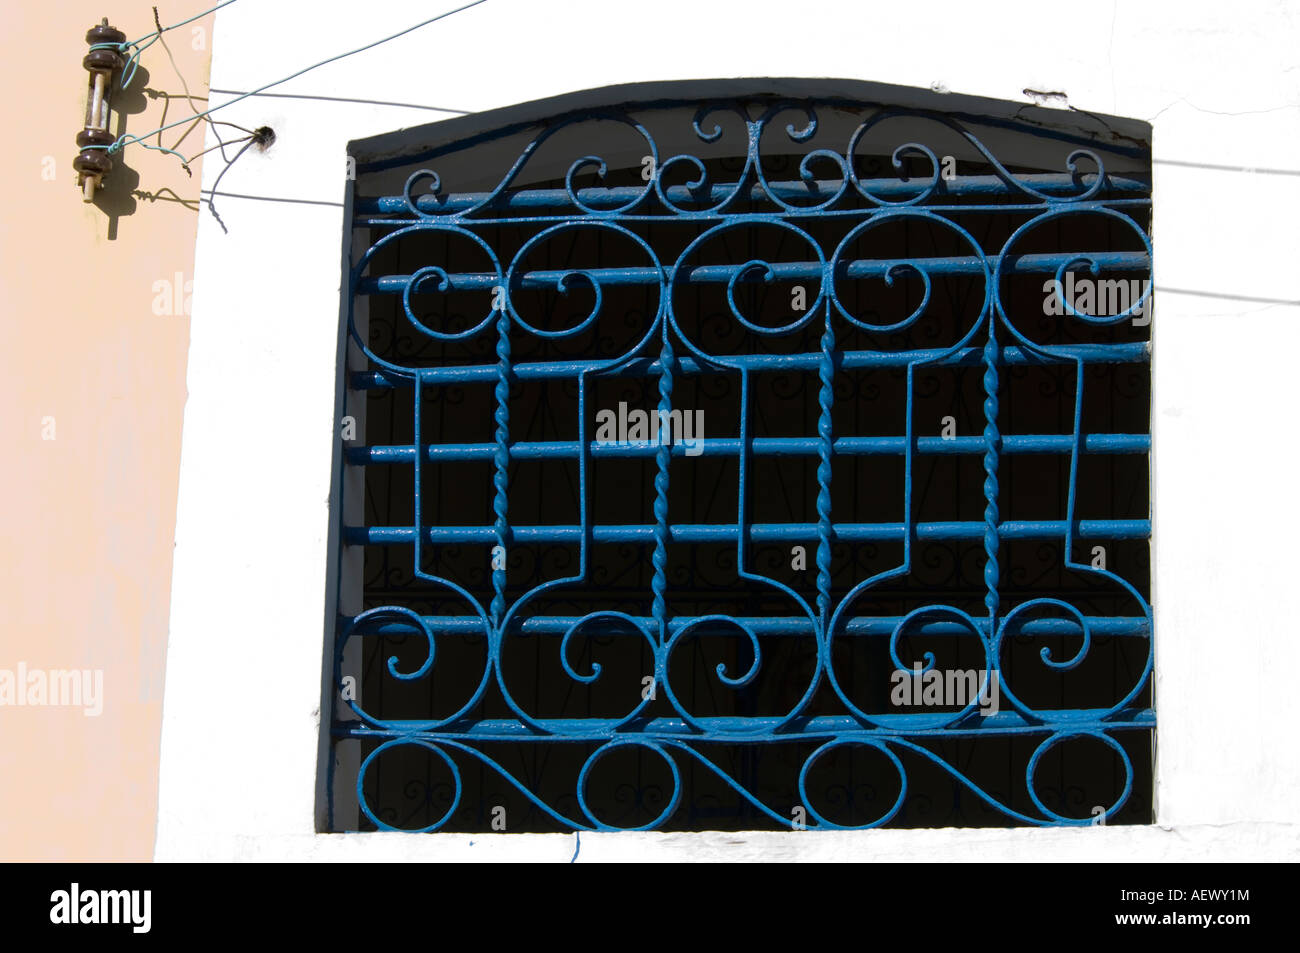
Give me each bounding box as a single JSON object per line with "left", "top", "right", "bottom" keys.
{"left": 156, "top": 0, "right": 1300, "bottom": 860}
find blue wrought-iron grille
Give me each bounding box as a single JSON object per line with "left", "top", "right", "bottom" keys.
{"left": 331, "top": 89, "right": 1153, "bottom": 832}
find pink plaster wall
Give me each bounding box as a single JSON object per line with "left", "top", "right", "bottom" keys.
{"left": 0, "top": 1, "right": 214, "bottom": 861}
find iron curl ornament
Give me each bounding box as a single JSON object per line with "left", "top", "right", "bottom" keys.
{"left": 335, "top": 91, "right": 1153, "bottom": 832}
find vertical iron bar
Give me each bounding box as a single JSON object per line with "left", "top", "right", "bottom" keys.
{"left": 981, "top": 312, "right": 1001, "bottom": 629}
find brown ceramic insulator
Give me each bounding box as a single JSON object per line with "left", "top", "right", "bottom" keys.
{"left": 83, "top": 48, "right": 124, "bottom": 73}
{"left": 73, "top": 150, "right": 113, "bottom": 176}
{"left": 85, "top": 21, "right": 126, "bottom": 47}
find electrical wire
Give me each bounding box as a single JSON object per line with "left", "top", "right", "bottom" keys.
{"left": 85, "top": 0, "right": 488, "bottom": 160}
{"left": 90, "top": 0, "right": 240, "bottom": 91}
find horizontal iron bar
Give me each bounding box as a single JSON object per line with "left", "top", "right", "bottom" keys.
{"left": 349, "top": 432, "right": 1149, "bottom": 465}
{"left": 345, "top": 519, "right": 1150, "bottom": 545}
{"left": 348, "top": 614, "right": 1149, "bottom": 638}
{"left": 352, "top": 342, "right": 1150, "bottom": 389}
{"left": 355, "top": 173, "right": 1151, "bottom": 215}
{"left": 352, "top": 200, "right": 1154, "bottom": 229}
{"left": 357, "top": 251, "right": 1150, "bottom": 295}
{"left": 333, "top": 709, "right": 1156, "bottom": 741}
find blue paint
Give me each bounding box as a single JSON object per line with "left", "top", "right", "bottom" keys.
{"left": 336, "top": 97, "right": 1153, "bottom": 832}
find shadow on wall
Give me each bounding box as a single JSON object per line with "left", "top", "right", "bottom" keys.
{"left": 87, "top": 65, "right": 230, "bottom": 238}
{"left": 88, "top": 63, "right": 148, "bottom": 240}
